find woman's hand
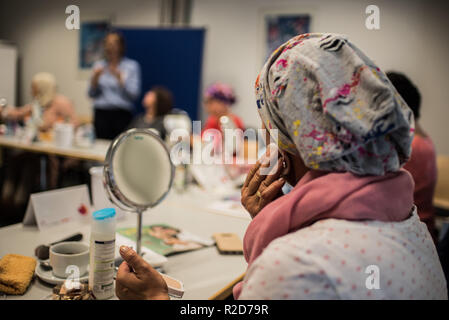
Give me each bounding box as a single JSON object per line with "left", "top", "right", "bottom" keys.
{"left": 109, "top": 66, "right": 124, "bottom": 86}
{"left": 241, "top": 156, "right": 286, "bottom": 219}
{"left": 2, "top": 104, "right": 32, "bottom": 121}
{"left": 91, "top": 67, "right": 104, "bottom": 89}
{"left": 115, "top": 246, "right": 169, "bottom": 300}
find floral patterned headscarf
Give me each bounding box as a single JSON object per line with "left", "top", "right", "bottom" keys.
{"left": 256, "top": 33, "right": 414, "bottom": 175}
{"left": 205, "top": 82, "right": 237, "bottom": 106}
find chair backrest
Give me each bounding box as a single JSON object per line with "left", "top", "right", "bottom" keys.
{"left": 163, "top": 110, "right": 192, "bottom": 146}
{"left": 435, "top": 155, "right": 449, "bottom": 209}
{"left": 163, "top": 114, "right": 192, "bottom": 133}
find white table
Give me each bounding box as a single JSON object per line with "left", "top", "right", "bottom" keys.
{"left": 0, "top": 188, "right": 251, "bottom": 300}
{"left": 0, "top": 135, "right": 111, "bottom": 162}
{"left": 0, "top": 135, "right": 111, "bottom": 190}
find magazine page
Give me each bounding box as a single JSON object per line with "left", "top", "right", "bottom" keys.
{"left": 117, "top": 224, "right": 215, "bottom": 256}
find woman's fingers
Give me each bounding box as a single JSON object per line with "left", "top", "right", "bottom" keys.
{"left": 261, "top": 158, "right": 283, "bottom": 188}
{"left": 243, "top": 161, "right": 261, "bottom": 188}
{"left": 242, "top": 161, "right": 265, "bottom": 198}
{"left": 116, "top": 281, "right": 144, "bottom": 300}
{"left": 243, "top": 144, "right": 281, "bottom": 193}
{"left": 246, "top": 167, "right": 268, "bottom": 196}
{"left": 116, "top": 261, "right": 143, "bottom": 289}
{"left": 259, "top": 177, "right": 285, "bottom": 208}
{"left": 244, "top": 163, "right": 279, "bottom": 197}
{"left": 246, "top": 154, "right": 278, "bottom": 195}
{"left": 241, "top": 147, "right": 285, "bottom": 218}
{"left": 119, "top": 246, "right": 149, "bottom": 275}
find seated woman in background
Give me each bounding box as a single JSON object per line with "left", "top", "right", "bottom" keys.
{"left": 0, "top": 72, "right": 78, "bottom": 221}
{"left": 114, "top": 34, "right": 446, "bottom": 300}
{"left": 1, "top": 72, "right": 77, "bottom": 130}
{"left": 127, "top": 86, "right": 173, "bottom": 140}
{"left": 387, "top": 72, "right": 438, "bottom": 243}
{"left": 202, "top": 82, "right": 244, "bottom": 133}
{"left": 200, "top": 83, "right": 245, "bottom": 157}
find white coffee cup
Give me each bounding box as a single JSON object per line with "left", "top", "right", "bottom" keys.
{"left": 54, "top": 123, "right": 74, "bottom": 148}
{"left": 49, "top": 242, "right": 89, "bottom": 278}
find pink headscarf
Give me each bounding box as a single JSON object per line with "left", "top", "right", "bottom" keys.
{"left": 233, "top": 168, "right": 414, "bottom": 299}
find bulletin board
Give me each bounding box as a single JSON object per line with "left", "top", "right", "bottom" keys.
{"left": 118, "top": 28, "right": 205, "bottom": 121}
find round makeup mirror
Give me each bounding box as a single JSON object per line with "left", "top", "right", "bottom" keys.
{"left": 104, "top": 128, "right": 174, "bottom": 254}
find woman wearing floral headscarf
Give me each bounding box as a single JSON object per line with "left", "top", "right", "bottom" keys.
{"left": 235, "top": 33, "right": 446, "bottom": 300}
{"left": 114, "top": 33, "right": 447, "bottom": 300}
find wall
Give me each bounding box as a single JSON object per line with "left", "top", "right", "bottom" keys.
{"left": 1, "top": 0, "right": 448, "bottom": 154}
{"left": 191, "top": 0, "right": 449, "bottom": 155}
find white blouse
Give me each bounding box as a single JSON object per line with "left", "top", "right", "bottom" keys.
{"left": 239, "top": 208, "right": 447, "bottom": 300}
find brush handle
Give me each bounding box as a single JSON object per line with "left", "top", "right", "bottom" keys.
{"left": 50, "top": 233, "right": 83, "bottom": 245}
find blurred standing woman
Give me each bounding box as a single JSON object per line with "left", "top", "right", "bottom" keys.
{"left": 88, "top": 31, "right": 141, "bottom": 139}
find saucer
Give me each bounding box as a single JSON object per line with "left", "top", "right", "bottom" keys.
{"left": 35, "top": 262, "right": 89, "bottom": 285}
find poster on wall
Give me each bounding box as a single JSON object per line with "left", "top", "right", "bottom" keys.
{"left": 264, "top": 14, "right": 311, "bottom": 62}
{"left": 79, "top": 21, "right": 110, "bottom": 69}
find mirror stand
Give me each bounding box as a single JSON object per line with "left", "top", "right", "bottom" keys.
{"left": 104, "top": 129, "right": 175, "bottom": 257}
{"left": 136, "top": 209, "right": 143, "bottom": 255}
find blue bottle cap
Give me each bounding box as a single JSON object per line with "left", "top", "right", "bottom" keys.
{"left": 93, "top": 208, "right": 116, "bottom": 220}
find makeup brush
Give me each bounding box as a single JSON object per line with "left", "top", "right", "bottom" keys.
{"left": 35, "top": 233, "right": 83, "bottom": 260}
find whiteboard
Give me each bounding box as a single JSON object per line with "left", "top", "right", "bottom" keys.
{"left": 0, "top": 42, "right": 17, "bottom": 106}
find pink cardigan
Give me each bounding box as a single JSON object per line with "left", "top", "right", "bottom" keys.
{"left": 403, "top": 135, "right": 437, "bottom": 242}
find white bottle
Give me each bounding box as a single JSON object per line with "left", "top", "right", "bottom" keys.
{"left": 89, "top": 208, "right": 116, "bottom": 299}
